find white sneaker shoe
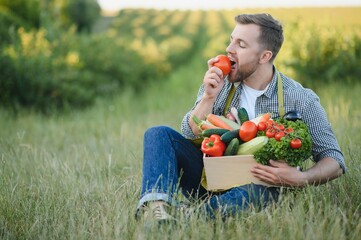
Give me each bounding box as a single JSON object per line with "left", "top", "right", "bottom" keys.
{"left": 142, "top": 201, "right": 176, "bottom": 223}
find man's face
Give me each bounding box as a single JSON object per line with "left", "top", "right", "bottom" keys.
{"left": 226, "top": 23, "right": 264, "bottom": 83}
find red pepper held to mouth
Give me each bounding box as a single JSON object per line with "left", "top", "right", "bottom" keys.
{"left": 201, "top": 134, "right": 226, "bottom": 157}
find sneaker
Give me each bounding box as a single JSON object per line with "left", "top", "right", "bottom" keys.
{"left": 142, "top": 201, "right": 176, "bottom": 224}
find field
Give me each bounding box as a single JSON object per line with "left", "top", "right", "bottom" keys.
{"left": 1, "top": 7, "right": 361, "bottom": 240}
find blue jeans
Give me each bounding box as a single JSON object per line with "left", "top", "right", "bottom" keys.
{"left": 137, "top": 126, "right": 280, "bottom": 218}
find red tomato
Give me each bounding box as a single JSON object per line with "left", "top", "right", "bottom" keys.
{"left": 275, "top": 131, "right": 285, "bottom": 141}
{"left": 285, "top": 127, "right": 294, "bottom": 133}
{"left": 290, "top": 139, "right": 302, "bottom": 149}
{"left": 266, "top": 129, "right": 275, "bottom": 138}
{"left": 239, "top": 121, "right": 258, "bottom": 142}
{"left": 257, "top": 122, "right": 267, "bottom": 131}
{"left": 275, "top": 123, "right": 285, "bottom": 131}
{"left": 266, "top": 119, "right": 274, "bottom": 129}
{"left": 213, "top": 55, "right": 231, "bottom": 75}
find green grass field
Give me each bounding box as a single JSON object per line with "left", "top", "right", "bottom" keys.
{"left": 1, "top": 7, "right": 361, "bottom": 240}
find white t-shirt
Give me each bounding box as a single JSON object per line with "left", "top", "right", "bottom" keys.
{"left": 240, "top": 83, "right": 268, "bottom": 120}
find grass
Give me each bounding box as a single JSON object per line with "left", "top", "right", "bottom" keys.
{"left": 1, "top": 61, "right": 360, "bottom": 239}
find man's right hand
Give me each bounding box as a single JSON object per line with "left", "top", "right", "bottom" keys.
{"left": 202, "top": 57, "right": 225, "bottom": 100}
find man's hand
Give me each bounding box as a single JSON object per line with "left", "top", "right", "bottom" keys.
{"left": 202, "top": 57, "right": 225, "bottom": 100}
{"left": 251, "top": 157, "right": 343, "bottom": 187}
{"left": 251, "top": 160, "right": 307, "bottom": 187}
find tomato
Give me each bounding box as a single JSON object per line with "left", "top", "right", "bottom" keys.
{"left": 266, "top": 119, "right": 274, "bottom": 129}
{"left": 213, "top": 55, "right": 231, "bottom": 75}
{"left": 285, "top": 127, "right": 294, "bottom": 133}
{"left": 239, "top": 121, "right": 258, "bottom": 142}
{"left": 290, "top": 139, "right": 302, "bottom": 149}
{"left": 275, "top": 131, "right": 285, "bottom": 141}
{"left": 257, "top": 122, "right": 267, "bottom": 131}
{"left": 274, "top": 123, "right": 285, "bottom": 131}
{"left": 266, "top": 129, "right": 275, "bottom": 138}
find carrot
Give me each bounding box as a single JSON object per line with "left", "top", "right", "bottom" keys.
{"left": 200, "top": 122, "right": 219, "bottom": 130}
{"left": 192, "top": 115, "right": 219, "bottom": 131}
{"left": 250, "top": 113, "right": 272, "bottom": 125}
{"left": 259, "top": 113, "right": 271, "bottom": 123}
{"left": 206, "top": 114, "right": 233, "bottom": 131}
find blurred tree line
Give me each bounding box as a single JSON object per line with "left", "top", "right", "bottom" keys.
{"left": 0, "top": 5, "right": 360, "bottom": 114}
{"left": 0, "top": 0, "right": 161, "bottom": 114}
{"left": 0, "top": 0, "right": 100, "bottom": 38}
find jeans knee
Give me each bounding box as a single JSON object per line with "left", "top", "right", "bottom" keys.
{"left": 144, "top": 125, "right": 171, "bottom": 140}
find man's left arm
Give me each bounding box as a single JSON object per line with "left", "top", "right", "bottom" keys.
{"left": 251, "top": 157, "right": 343, "bottom": 187}
{"left": 252, "top": 88, "right": 345, "bottom": 187}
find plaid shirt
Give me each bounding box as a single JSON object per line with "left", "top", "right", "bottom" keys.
{"left": 181, "top": 69, "right": 346, "bottom": 172}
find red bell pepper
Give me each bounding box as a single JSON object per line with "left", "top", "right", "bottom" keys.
{"left": 201, "top": 134, "right": 226, "bottom": 157}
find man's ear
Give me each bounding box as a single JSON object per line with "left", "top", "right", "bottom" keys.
{"left": 259, "top": 50, "right": 273, "bottom": 64}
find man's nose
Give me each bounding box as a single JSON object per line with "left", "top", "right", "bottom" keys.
{"left": 226, "top": 42, "right": 234, "bottom": 53}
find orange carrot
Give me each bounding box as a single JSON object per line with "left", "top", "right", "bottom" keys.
{"left": 200, "top": 122, "right": 219, "bottom": 130}
{"left": 206, "top": 114, "right": 233, "bottom": 131}
{"left": 259, "top": 113, "right": 271, "bottom": 123}
{"left": 192, "top": 115, "right": 219, "bottom": 131}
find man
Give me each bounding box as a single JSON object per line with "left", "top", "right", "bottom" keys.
{"left": 136, "top": 13, "right": 345, "bottom": 222}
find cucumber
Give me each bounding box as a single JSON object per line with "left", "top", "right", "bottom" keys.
{"left": 224, "top": 138, "right": 240, "bottom": 156}
{"left": 201, "top": 128, "right": 229, "bottom": 137}
{"left": 238, "top": 107, "right": 249, "bottom": 124}
{"left": 237, "top": 136, "right": 268, "bottom": 155}
{"left": 220, "top": 129, "right": 240, "bottom": 144}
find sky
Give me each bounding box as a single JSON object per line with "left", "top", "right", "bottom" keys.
{"left": 97, "top": 0, "right": 361, "bottom": 11}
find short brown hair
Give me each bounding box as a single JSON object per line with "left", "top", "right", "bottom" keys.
{"left": 235, "top": 13, "right": 284, "bottom": 61}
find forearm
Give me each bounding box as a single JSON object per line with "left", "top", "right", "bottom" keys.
{"left": 185, "top": 58, "right": 226, "bottom": 137}
{"left": 251, "top": 157, "right": 344, "bottom": 187}
{"left": 302, "top": 157, "right": 343, "bottom": 186}
{"left": 188, "top": 96, "right": 216, "bottom": 136}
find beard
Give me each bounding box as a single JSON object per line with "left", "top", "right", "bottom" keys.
{"left": 228, "top": 60, "right": 258, "bottom": 84}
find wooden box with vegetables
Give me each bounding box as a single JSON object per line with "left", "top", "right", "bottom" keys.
{"left": 192, "top": 107, "right": 312, "bottom": 191}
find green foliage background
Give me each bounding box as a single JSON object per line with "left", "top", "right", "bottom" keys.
{"left": 0, "top": 6, "right": 360, "bottom": 112}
